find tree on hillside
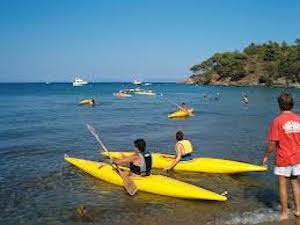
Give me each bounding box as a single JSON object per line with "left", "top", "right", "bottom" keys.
{"left": 190, "top": 38, "right": 300, "bottom": 86}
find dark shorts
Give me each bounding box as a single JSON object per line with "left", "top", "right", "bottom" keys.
{"left": 130, "top": 164, "right": 141, "bottom": 175}
{"left": 181, "top": 154, "right": 193, "bottom": 161}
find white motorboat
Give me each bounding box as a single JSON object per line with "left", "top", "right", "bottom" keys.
{"left": 133, "top": 80, "right": 142, "bottom": 85}
{"left": 128, "top": 88, "right": 156, "bottom": 96}
{"left": 73, "top": 78, "right": 88, "bottom": 86}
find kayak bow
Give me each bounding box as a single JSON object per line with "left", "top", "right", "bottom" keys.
{"left": 168, "top": 109, "right": 194, "bottom": 118}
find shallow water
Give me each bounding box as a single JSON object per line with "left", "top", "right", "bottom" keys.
{"left": 0, "top": 82, "right": 299, "bottom": 225}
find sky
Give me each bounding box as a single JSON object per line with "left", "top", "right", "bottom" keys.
{"left": 0, "top": 0, "right": 300, "bottom": 82}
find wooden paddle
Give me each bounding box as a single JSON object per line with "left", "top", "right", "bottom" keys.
{"left": 161, "top": 94, "right": 185, "bottom": 110}
{"left": 86, "top": 124, "right": 138, "bottom": 196}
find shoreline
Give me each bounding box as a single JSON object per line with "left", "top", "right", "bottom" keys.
{"left": 182, "top": 81, "right": 300, "bottom": 89}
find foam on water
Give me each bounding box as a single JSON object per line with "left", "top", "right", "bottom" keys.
{"left": 223, "top": 206, "right": 290, "bottom": 225}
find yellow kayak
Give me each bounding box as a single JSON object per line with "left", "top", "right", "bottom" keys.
{"left": 168, "top": 109, "right": 193, "bottom": 118}
{"left": 113, "top": 92, "right": 132, "bottom": 97}
{"left": 65, "top": 155, "right": 227, "bottom": 201}
{"left": 79, "top": 99, "right": 94, "bottom": 105}
{"left": 101, "top": 152, "right": 267, "bottom": 174}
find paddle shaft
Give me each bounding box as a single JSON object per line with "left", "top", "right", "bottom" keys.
{"left": 160, "top": 94, "right": 186, "bottom": 111}
{"left": 160, "top": 94, "right": 194, "bottom": 116}
{"left": 86, "top": 124, "right": 137, "bottom": 195}
{"left": 167, "top": 99, "right": 184, "bottom": 110}
{"left": 87, "top": 125, "right": 114, "bottom": 164}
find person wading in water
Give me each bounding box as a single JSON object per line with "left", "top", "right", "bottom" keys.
{"left": 262, "top": 93, "right": 300, "bottom": 221}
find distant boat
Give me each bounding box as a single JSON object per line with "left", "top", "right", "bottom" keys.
{"left": 133, "top": 80, "right": 142, "bottom": 85}
{"left": 144, "top": 82, "right": 152, "bottom": 86}
{"left": 73, "top": 78, "right": 88, "bottom": 87}
{"left": 128, "top": 88, "right": 156, "bottom": 96}
{"left": 113, "top": 89, "right": 132, "bottom": 98}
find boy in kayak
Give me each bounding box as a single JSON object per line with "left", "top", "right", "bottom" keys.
{"left": 112, "top": 139, "right": 152, "bottom": 176}
{"left": 163, "top": 131, "right": 193, "bottom": 171}
{"left": 177, "top": 103, "right": 194, "bottom": 116}
{"left": 262, "top": 93, "right": 300, "bottom": 221}
{"left": 178, "top": 103, "right": 189, "bottom": 112}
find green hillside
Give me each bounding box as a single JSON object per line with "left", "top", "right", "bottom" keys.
{"left": 188, "top": 38, "right": 300, "bottom": 87}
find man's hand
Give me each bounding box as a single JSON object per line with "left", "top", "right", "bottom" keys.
{"left": 262, "top": 156, "right": 268, "bottom": 166}
{"left": 262, "top": 141, "right": 276, "bottom": 167}
{"left": 163, "top": 167, "right": 170, "bottom": 172}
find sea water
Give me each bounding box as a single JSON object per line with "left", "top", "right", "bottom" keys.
{"left": 0, "top": 82, "right": 299, "bottom": 225}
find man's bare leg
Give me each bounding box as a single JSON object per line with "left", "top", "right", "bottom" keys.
{"left": 279, "top": 176, "right": 289, "bottom": 220}
{"left": 291, "top": 176, "right": 300, "bottom": 217}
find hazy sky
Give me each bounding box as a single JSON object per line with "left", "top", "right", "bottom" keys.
{"left": 0, "top": 0, "right": 299, "bottom": 82}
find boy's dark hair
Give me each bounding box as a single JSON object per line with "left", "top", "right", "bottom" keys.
{"left": 278, "top": 93, "right": 294, "bottom": 111}
{"left": 176, "top": 131, "right": 184, "bottom": 141}
{"left": 134, "top": 139, "right": 146, "bottom": 152}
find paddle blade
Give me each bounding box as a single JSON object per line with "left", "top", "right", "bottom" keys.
{"left": 117, "top": 168, "right": 138, "bottom": 196}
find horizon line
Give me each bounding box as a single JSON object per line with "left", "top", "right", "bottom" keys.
{"left": 0, "top": 81, "right": 178, "bottom": 84}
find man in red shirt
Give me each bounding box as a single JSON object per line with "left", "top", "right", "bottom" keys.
{"left": 262, "top": 93, "right": 300, "bottom": 221}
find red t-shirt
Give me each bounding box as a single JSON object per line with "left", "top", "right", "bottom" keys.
{"left": 268, "top": 111, "right": 300, "bottom": 166}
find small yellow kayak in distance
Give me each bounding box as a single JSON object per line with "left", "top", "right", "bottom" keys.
{"left": 101, "top": 152, "right": 267, "bottom": 174}
{"left": 113, "top": 92, "right": 132, "bottom": 97}
{"left": 168, "top": 108, "right": 194, "bottom": 118}
{"left": 79, "top": 99, "right": 94, "bottom": 105}
{"left": 64, "top": 155, "right": 227, "bottom": 201}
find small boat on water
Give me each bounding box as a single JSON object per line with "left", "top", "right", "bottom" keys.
{"left": 168, "top": 108, "right": 194, "bottom": 118}
{"left": 128, "top": 88, "right": 156, "bottom": 96}
{"left": 113, "top": 90, "right": 132, "bottom": 97}
{"left": 133, "top": 80, "right": 142, "bottom": 85}
{"left": 79, "top": 99, "right": 95, "bottom": 106}
{"left": 73, "top": 78, "right": 88, "bottom": 87}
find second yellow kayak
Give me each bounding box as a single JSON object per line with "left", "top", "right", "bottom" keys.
{"left": 168, "top": 109, "right": 193, "bottom": 118}
{"left": 65, "top": 155, "right": 227, "bottom": 201}
{"left": 79, "top": 99, "right": 94, "bottom": 105}
{"left": 113, "top": 92, "right": 132, "bottom": 97}
{"left": 101, "top": 152, "right": 267, "bottom": 174}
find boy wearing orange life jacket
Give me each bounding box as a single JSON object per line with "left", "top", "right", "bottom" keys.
{"left": 163, "top": 131, "right": 193, "bottom": 171}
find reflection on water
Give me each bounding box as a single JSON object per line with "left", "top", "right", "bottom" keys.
{"left": 0, "top": 83, "right": 300, "bottom": 224}
{"left": 168, "top": 116, "right": 191, "bottom": 121}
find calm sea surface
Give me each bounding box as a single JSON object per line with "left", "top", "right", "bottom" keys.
{"left": 0, "top": 83, "right": 300, "bottom": 225}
